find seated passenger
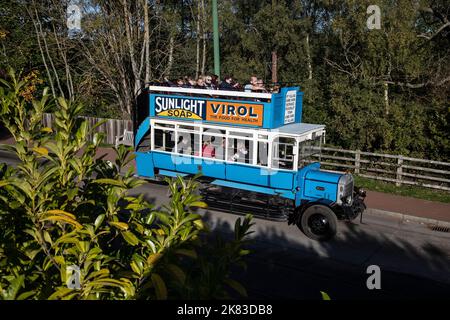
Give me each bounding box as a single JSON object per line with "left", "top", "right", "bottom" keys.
{"left": 195, "top": 76, "right": 206, "bottom": 89}
{"left": 211, "top": 74, "right": 219, "bottom": 88}
{"left": 183, "top": 76, "right": 196, "bottom": 88}
{"left": 252, "top": 79, "right": 268, "bottom": 93}
{"left": 202, "top": 140, "right": 215, "bottom": 158}
{"left": 204, "top": 75, "right": 216, "bottom": 90}
{"left": 244, "top": 76, "right": 258, "bottom": 92}
{"left": 175, "top": 78, "right": 185, "bottom": 87}
{"left": 219, "top": 75, "right": 240, "bottom": 91}
{"left": 229, "top": 141, "right": 248, "bottom": 162}
{"left": 177, "top": 136, "right": 192, "bottom": 155}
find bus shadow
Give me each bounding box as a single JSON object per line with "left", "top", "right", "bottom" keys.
{"left": 200, "top": 210, "right": 450, "bottom": 300}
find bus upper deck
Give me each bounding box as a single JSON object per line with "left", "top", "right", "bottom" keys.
{"left": 134, "top": 85, "right": 304, "bottom": 133}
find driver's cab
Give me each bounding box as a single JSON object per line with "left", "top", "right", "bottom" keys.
{"left": 269, "top": 123, "right": 325, "bottom": 173}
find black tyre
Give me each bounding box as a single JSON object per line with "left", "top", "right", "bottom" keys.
{"left": 298, "top": 205, "right": 337, "bottom": 241}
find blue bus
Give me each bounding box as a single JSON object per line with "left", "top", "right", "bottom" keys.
{"left": 133, "top": 85, "right": 366, "bottom": 241}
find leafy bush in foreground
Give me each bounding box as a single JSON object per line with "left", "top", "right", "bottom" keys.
{"left": 0, "top": 68, "right": 253, "bottom": 300}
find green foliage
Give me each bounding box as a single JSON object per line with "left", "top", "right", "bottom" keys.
{"left": 1, "top": 0, "right": 448, "bottom": 159}
{"left": 0, "top": 69, "right": 253, "bottom": 300}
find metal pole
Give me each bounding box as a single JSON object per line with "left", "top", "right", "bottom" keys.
{"left": 212, "top": 0, "right": 220, "bottom": 79}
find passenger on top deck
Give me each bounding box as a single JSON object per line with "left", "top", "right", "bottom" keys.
{"left": 183, "top": 76, "right": 196, "bottom": 88}
{"left": 175, "top": 78, "right": 185, "bottom": 87}
{"left": 204, "top": 75, "right": 216, "bottom": 90}
{"left": 252, "top": 79, "right": 268, "bottom": 93}
{"left": 195, "top": 76, "right": 206, "bottom": 89}
{"left": 211, "top": 74, "right": 219, "bottom": 88}
{"left": 219, "top": 75, "right": 240, "bottom": 91}
{"left": 244, "top": 75, "right": 258, "bottom": 92}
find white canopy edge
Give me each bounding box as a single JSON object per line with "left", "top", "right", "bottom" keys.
{"left": 149, "top": 85, "right": 273, "bottom": 99}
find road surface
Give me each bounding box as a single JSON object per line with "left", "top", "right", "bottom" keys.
{"left": 129, "top": 181, "right": 450, "bottom": 300}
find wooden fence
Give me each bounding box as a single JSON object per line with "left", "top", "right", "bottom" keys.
{"left": 315, "top": 147, "right": 450, "bottom": 191}
{"left": 41, "top": 113, "right": 450, "bottom": 191}
{"left": 42, "top": 113, "right": 133, "bottom": 145}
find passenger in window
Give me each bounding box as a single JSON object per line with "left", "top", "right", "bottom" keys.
{"left": 177, "top": 136, "right": 192, "bottom": 155}
{"left": 202, "top": 139, "right": 216, "bottom": 158}
{"left": 230, "top": 141, "right": 248, "bottom": 162}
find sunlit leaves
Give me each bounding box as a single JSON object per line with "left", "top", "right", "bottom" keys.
{"left": 121, "top": 231, "right": 139, "bottom": 246}
{"left": 0, "top": 71, "right": 254, "bottom": 301}
{"left": 108, "top": 221, "right": 129, "bottom": 231}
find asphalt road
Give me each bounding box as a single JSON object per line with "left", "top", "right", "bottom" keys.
{"left": 1, "top": 150, "right": 449, "bottom": 299}
{"left": 129, "top": 181, "right": 450, "bottom": 300}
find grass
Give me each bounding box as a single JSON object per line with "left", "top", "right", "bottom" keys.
{"left": 354, "top": 175, "right": 450, "bottom": 204}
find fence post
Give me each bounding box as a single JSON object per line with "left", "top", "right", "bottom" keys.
{"left": 355, "top": 150, "right": 361, "bottom": 174}
{"left": 396, "top": 156, "right": 403, "bottom": 186}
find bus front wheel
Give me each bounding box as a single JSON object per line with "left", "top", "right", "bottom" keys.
{"left": 298, "top": 205, "right": 337, "bottom": 241}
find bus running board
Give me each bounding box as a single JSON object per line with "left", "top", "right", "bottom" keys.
{"left": 199, "top": 184, "right": 293, "bottom": 222}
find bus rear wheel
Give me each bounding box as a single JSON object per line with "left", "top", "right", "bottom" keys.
{"left": 298, "top": 205, "right": 337, "bottom": 241}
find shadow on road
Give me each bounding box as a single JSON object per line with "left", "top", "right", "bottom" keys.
{"left": 200, "top": 210, "right": 450, "bottom": 300}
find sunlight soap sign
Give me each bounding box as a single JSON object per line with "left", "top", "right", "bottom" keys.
{"left": 284, "top": 90, "right": 297, "bottom": 124}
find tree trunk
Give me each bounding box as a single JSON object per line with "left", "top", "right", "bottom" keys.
{"left": 143, "top": 0, "right": 151, "bottom": 84}
{"left": 195, "top": 0, "right": 201, "bottom": 78}
{"left": 166, "top": 36, "right": 174, "bottom": 78}
{"left": 122, "top": 0, "right": 141, "bottom": 96}
{"left": 201, "top": 0, "right": 206, "bottom": 76}
{"left": 306, "top": 33, "right": 313, "bottom": 80}
{"left": 384, "top": 82, "right": 389, "bottom": 115}
{"left": 271, "top": 51, "right": 278, "bottom": 83}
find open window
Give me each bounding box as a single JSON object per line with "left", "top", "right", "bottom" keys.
{"left": 176, "top": 125, "right": 201, "bottom": 156}
{"left": 153, "top": 122, "right": 175, "bottom": 152}
{"left": 272, "top": 136, "right": 296, "bottom": 170}
{"left": 298, "top": 132, "right": 323, "bottom": 167}
{"left": 257, "top": 134, "right": 269, "bottom": 166}
{"left": 227, "top": 131, "right": 253, "bottom": 164}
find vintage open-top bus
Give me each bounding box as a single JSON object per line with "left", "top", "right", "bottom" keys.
{"left": 133, "top": 85, "right": 366, "bottom": 241}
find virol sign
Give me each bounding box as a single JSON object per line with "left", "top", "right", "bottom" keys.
{"left": 206, "top": 101, "right": 264, "bottom": 126}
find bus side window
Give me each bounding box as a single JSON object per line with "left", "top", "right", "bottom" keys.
{"left": 257, "top": 141, "right": 268, "bottom": 166}
{"left": 154, "top": 128, "right": 174, "bottom": 152}
{"left": 177, "top": 132, "right": 200, "bottom": 156}
{"left": 228, "top": 138, "right": 252, "bottom": 164}
{"left": 272, "top": 137, "right": 295, "bottom": 170}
